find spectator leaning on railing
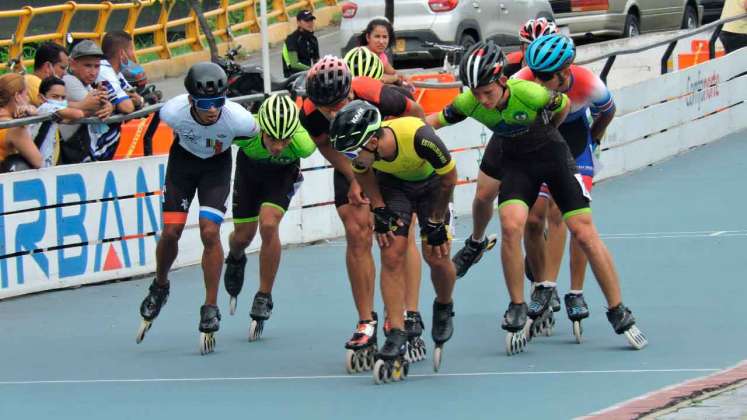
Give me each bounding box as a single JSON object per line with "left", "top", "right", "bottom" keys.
{"left": 0, "top": 73, "right": 43, "bottom": 173}
{"left": 719, "top": 0, "right": 747, "bottom": 53}
{"left": 27, "top": 77, "right": 85, "bottom": 168}
{"left": 25, "top": 42, "right": 69, "bottom": 107}
{"left": 60, "top": 40, "right": 115, "bottom": 164}
{"left": 101, "top": 31, "right": 145, "bottom": 112}
{"left": 357, "top": 18, "right": 404, "bottom": 86}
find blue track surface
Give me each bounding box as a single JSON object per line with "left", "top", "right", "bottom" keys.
{"left": 1, "top": 131, "right": 746, "bottom": 419}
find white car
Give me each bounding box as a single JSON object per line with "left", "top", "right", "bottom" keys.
{"left": 340, "top": 0, "right": 555, "bottom": 65}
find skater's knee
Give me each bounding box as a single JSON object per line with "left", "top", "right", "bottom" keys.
{"left": 474, "top": 188, "right": 498, "bottom": 207}
{"left": 259, "top": 218, "right": 280, "bottom": 239}
{"left": 160, "top": 224, "right": 183, "bottom": 243}
{"left": 381, "top": 247, "right": 406, "bottom": 272}
{"left": 501, "top": 218, "right": 525, "bottom": 244}
{"left": 345, "top": 222, "right": 373, "bottom": 251}
{"left": 424, "top": 252, "right": 453, "bottom": 272}
{"left": 568, "top": 223, "right": 597, "bottom": 251}
{"left": 199, "top": 223, "right": 221, "bottom": 248}
{"left": 525, "top": 213, "right": 545, "bottom": 238}
{"left": 231, "top": 232, "right": 252, "bottom": 251}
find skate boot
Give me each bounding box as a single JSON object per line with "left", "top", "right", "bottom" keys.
{"left": 224, "top": 253, "right": 247, "bottom": 315}
{"left": 199, "top": 304, "right": 221, "bottom": 355}
{"left": 452, "top": 234, "right": 497, "bottom": 279}
{"left": 404, "top": 311, "right": 426, "bottom": 363}
{"left": 565, "top": 293, "right": 590, "bottom": 344}
{"left": 431, "top": 301, "right": 454, "bottom": 372}
{"left": 502, "top": 302, "right": 529, "bottom": 356}
{"left": 248, "top": 292, "right": 273, "bottom": 341}
{"left": 372, "top": 328, "right": 409, "bottom": 384}
{"left": 550, "top": 287, "right": 561, "bottom": 312}
{"left": 135, "top": 279, "right": 170, "bottom": 344}
{"left": 606, "top": 303, "right": 647, "bottom": 350}
{"left": 382, "top": 317, "right": 392, "bottom": 337}
{"left": 345, "top": 312, "right": 378, "bottom": 374}
{"left": 527, "top": 284, "right": 556, "bottom": 338}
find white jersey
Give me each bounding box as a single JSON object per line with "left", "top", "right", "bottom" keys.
{"left": 159, "top": 94, "right": 259, "bottom": 159}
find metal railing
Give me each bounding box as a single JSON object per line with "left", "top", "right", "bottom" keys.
{"left": 0, "top": 91, "right": 280, "bottom": 130}
{"left": 0, "top": 0, "right": 338, "bottom": 71}
{"left": 576, "top": 12, "right": 747, "bottom": 82}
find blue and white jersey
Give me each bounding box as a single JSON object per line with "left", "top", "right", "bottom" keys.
{"left": 91, "top": 59, "right": 133, "bottom": 160}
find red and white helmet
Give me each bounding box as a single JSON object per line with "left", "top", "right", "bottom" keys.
{"left": 519, "top": 18, "right": 559, "bottom": 44}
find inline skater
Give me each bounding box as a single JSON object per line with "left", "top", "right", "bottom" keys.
{"left": 223, "top": 93, "right": 316, "bottom": 342}
{"left": 514, "top": 34, "right": 616, "bottom": 342}
{"left": 330, "top": 101, "right": 457, "bottom": 382}
{"left": 135, "top": 62, "right": 259, "bottom": 355}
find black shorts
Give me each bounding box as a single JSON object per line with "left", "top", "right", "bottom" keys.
{"left": 162, "top": 142, "right": 232, "bottom": 225}
{"left": 498, "top": 129, "right": 591, "bottom": 217}
{"left": 377, "top": 172, "right": 452, "bottom": 237}
{"left": 232, "top": 152, "right": 302, "bottom": 223}
{"left": 478, "top": 133, "right": 503, "bottom": 181}
{"left": 558, "top": 116, "right": 590, "bottom": 159}
{"left": 334, "top": 169, "right": 351, "bottom": 208}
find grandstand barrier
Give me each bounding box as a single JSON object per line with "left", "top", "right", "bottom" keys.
{"left": 0, "top": 0, "right": 340, "bottom": 77}
{"left": 1, "top": 48, "right": 746, "bottom": 299}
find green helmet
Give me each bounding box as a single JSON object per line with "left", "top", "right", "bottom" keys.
{"left": 344, "top": 47, "right": 384, "bottom": 80}
{"left": 257, "top": 94, "right": 300, "bottom": 140}
{"left": 330, "top": 100, "right": 381, "bottom": 153}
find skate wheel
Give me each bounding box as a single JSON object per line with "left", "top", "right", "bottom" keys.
{"left": 433, "top": 346, "right": 443, "bottom": 372}
{"left": 485, "top": 234, "right": 498, "bottom": 250}
{"left": 525, "top": 319, "right": 536, "bottom": 342}
{"left": 573, "top": 321, "right": 583, "bottom": 344}
{"left": 624, "top": 325, "right": 648, "bottom": 350}
{"left": 506, "top": 331, "right": 527, "bottom": 356}
{"left": 248, "top": 320, "right": 262, "bottom": 342}
{"left": 373, "top": 359, "right": 387, "bottom": 385}
{"left": 345, "top": 349, "right": 356, "bottom": 374}
{"left": 363, "top": 350, "right": 373, "bottom": 371}
{"left": 229, "top": 296, "right": 237, "bottom": 316}
{"left": 200, "top": 332, "right": 215, "bottom": 355}
{"left": 391, "top": 362, "right": 402, "bottom": 382}
{"left": 135, "top": 320, "right": 152, "bottom": 344}
{"left": 544, "top": 313, "right": 555, "bottom": 337}
{"left": 355, "top": 352, "right": 366, "bottom": 372}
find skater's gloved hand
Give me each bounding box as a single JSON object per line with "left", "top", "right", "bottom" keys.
{"left": 421, "top": 219, "right": 450, "bottom": 258}
{"left": 372, "top": 207, "right": 403, "bottom": 248}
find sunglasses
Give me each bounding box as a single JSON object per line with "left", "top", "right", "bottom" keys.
{"left": 341, "top": 142, "right": 376, "bottom": 160}
{"left": 193, "top": 96, "right": 226, "bottom": 111}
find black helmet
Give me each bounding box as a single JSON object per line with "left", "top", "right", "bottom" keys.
{"left": 306, "top": 55, "right": 352, "bottom": 106}
{"left": 329, "top": 100, "right": 381, "bottom": 153}
{"left": 184, "top": 62, "right": 227, "bottom": 97}
{"left": 459, "top": 41, "right": 506, "bottom": 89}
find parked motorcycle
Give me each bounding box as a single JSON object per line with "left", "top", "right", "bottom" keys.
{"left": 214, "top": 45, "right": 307, "bottom": 112}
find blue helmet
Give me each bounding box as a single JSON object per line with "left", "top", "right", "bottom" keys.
{"left": 526, "top": 34, "right": 576, "bottom": 74}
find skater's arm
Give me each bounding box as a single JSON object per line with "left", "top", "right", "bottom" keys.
{"left": 590, "top": 109, "right": 614, "bottom": 144}
{"left": 354, "top": 167, "right": 384, "bottom": 209}
{"left": 413, "top": 124, "right": 457, "bottom": 221}
{"left": 312, "top": 133, "right": 355, "bottom": 181}
{"left": 549, "top": 94, "right": 570, "bottom": 127}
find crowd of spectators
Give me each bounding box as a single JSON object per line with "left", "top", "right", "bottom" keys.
{"left": 0, "top": 31, "right": 143, "bottom": 173}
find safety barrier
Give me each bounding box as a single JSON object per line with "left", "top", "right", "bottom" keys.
{"left": 0, "top": 0, "right": 338, "bottom": 72}
{"left": 1, "top": 44, "right": 747, "bottom": 300}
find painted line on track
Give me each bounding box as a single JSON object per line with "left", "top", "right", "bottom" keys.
{"left": 0, "top": 368, "right": 719, "bottom": 386}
